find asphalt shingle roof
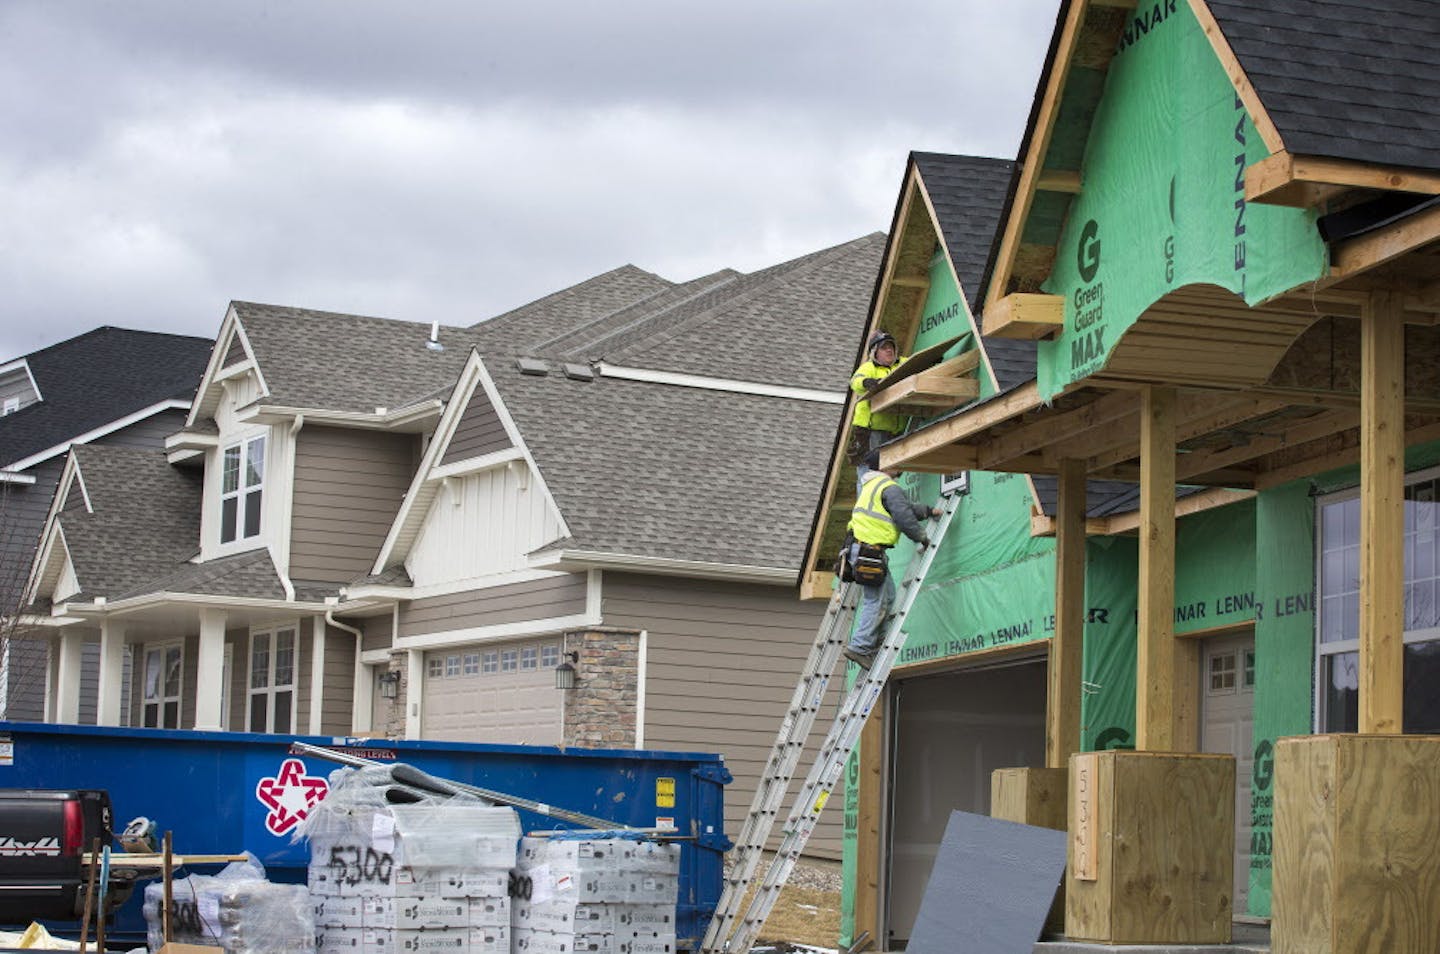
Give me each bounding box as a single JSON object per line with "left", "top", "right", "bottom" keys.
{"left": 1030, "top": 476, "right": 1212, "bottom": 518}
{"left": 118, "top": 548, "right": 288, "bottom": 602}
{"left": 0, "top": 328, "right": 212, "bottom": 468}
{"left": 232, "top": 303, "right": 477, "bottom": 414}
{"left": 471, "top": 265, "right": 676, "bottom": 351}
{"left": 911, "top": 153, "right": 1034, "bottom": 395}
{"left": 59, "top": 446, "right": 203, "bottom": 599}
{"left": 1207, "top": 0, "right": 1440, "bottom": 171}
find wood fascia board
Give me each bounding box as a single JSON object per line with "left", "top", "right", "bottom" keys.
{"left": 984, "top": 0, "right": 1090, "bottom": 313}
{"left": 1247, "top": 151, "right": 1440, "bottom": 206}
{"left": 868, "top": 376, "right": 980, "bottom": 415}
{"left": 874, "top": 168, "right": 928, "bottom": 341}
{"left": 798, "top": 571, "right": 835, "bottom": 602}
{"left": 1188, "top": 0, "right": 1285, "bottom": 155}
{"left": 913, "top": 174, "right": 1002, "bottom": 394}
{"left": 880, "top": 381, "right": 1045, "bottom": 469}
{"left": 1328, "top": 201, "right": 1440, "bottom": 283}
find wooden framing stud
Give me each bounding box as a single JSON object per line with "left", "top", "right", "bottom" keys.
{"left": 1135, "top": 386, "right": 1180, "bottom": 752}
{"left": 1330, "top": 201, "right": 1440, "bottom": 283}
{"left": 1047, "top": 458, "right": 1086, "bottom": 769}
{"left": 1247, "top": 150, "right": 1440, "bottom": 208}
{"left": 982, "top": 293, "right": 1065, "bottom": 340}
{"left": 1036, "top": 169, "right": 1083, "bottom": 194}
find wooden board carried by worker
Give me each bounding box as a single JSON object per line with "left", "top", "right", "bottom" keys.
{"left": 861, "top": 334, "right": 969, "bottom": 395}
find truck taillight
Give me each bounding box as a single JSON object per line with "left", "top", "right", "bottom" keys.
{"left": 62, "top": 801, "right": 83, "bottom": 856}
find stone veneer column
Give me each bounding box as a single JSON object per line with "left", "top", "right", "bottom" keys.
{"left": 562, "top": 628, "right": 640, "bottom": 749}
{"left": 382, "top": 651, "right": 408, "bottom": 740}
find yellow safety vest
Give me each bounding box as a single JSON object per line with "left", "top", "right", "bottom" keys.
{"left": 849, "top": 470, "right": 900, "bottom": 546}
{"left": 850, "top": 358, "right": 907, "bottom": 433}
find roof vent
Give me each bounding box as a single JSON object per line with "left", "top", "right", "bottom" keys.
{"left": 426, "top": 320, "right": 445, "bottom": 352}
{"left": 562, "top": 363, "right": 595, "bottom": 382}
{"left": 516, "top": 357, "right": 550, "bottom": 376}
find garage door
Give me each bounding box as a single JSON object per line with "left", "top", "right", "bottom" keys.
{"left": 422, "top": 639, "right": 563, "bottom": 745}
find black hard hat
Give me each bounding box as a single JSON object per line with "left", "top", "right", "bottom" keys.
{"left": 868, "top": 330, "right": 897, "bottom": 353}
{"left": 863, "top": 448, "right": 882, "bottom": 470}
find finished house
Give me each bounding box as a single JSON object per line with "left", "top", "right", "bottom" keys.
{"left": 0, "top": 327, "right": 212, "bottom": 721}
{"left": 22, "top": 234, "right": 884, "bottom": 858}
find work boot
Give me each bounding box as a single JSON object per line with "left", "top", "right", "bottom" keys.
{"left": 843, "top": 648, "right": 875, "bottom": 670}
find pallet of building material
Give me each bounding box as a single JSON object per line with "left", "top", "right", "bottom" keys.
{"left": 141, "top": 854, "right": 315, "bottom": 954}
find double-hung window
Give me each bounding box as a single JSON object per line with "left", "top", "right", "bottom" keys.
{"left": 1317, "top": 473, "right": 1440, "bottom": 732}
{"left": 249, "top": 626, "right": 296, "bottom": 733}
{"left": 142, "top": 643, "right": 183, "bottom": 728}
{"left": 220, "top": 436, "right": 265, "bottom": 544}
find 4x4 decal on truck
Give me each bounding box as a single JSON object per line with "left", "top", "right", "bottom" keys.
{"left": 0, "top": 836, "right": 61, "bottom": 856}
{"left": 255, "top": 758, "right": 329, "bottom": 836}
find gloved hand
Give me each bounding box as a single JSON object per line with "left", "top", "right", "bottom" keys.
{"left": 930, "top": 506, "right": 942, "bottom": 518}
{"left": 862, "top": 377, "right": 882, "bottom": 389}
{"left": 917, "top": 535, "right": 931, "bottom": 549}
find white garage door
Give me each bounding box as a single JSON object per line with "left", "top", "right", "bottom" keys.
{"left": 422, "top": 640, "right": 563, "bottom": 745}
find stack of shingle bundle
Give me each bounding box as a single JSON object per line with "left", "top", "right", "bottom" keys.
{"left": 511, "top": 832, "right": 679, "bottom": 954}
{"left": 143, "top": 855, "right": 315, "bottom": 953}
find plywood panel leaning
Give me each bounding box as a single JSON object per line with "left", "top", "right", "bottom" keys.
{"left": 1065, "top": 750, "right": 1235, "bottom": 945}
{"left": 1273, "top": 734, "right": 1440, "bottom": 954}
{"left": 992, "top": 766, "right": 1068, "bottom": 935}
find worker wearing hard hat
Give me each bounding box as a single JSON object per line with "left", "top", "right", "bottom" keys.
{"left": 848, "top": 330, "right": 906, "bottom": 464}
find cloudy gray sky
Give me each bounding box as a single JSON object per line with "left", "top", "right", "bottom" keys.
{"left": 0, "top": 1, "right": 1056, "bottom": 360}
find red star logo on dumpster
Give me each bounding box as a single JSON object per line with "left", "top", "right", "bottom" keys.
{"left": 255, "top": 758, "right": 329, "bottom": 836}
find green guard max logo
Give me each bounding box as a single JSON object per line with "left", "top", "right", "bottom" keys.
{"left": 1071, "top": 219, "right": 1106, "bottom": 372}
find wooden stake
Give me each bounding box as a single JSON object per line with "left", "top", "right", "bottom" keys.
{"left": 163, "top": 830, "right": 174, "bottom": 943}
{"left": 79, "top": 837, "right": 100, "bottom": 954}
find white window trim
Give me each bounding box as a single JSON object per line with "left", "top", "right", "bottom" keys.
{"left": 246, "top": 624, "right": 299, "bottom": 734}
{"left": 1, "top": 397, "right": 19, "bottom": 416}
{"left": 1314, "top": 464, "right": 1440, "bottom": 730}
{"left": 141, "top": 640, "right": 185, "bottom": 730}
{"left": 219, "top": 433, "right": 267, "bottom": 547}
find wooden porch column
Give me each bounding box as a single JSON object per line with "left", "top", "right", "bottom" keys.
{"left": 95, "top": 618, "right": 127, "bottom": 726}
{"left": 1359, "top": 291, "right": 1405, "bottom": 734}
{"left": 1048, "top": 458, "right": 1086, "bottom": 767}
{"left": 1136, "top": 387, "right": 1179, "bottom": 751}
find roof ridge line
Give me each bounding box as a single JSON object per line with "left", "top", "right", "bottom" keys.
{"left": 535, "top": 272, "right": 746, "bottom": 358}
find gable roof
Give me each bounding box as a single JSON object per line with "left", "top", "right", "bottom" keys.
{"left": 470, "top": 265, "right": 677, "bottom": 350}
{"left": 1207, "top": 0, "right": 1440, "bottom": 171}
{"left": 50, "top": 445, "right": 203, "bottom": 601}
{"left": 908, "top": 153, "right": 1030, "bottom": 394}
{"left": 228, "top": 302, "right": 478, "bottom": 414}
{"left": 0, "top": 328, "right": 212, "bottom": 469}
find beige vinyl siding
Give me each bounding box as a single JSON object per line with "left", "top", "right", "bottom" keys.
{"left": 601, "top": 573, "right": 842, "bottom": 860}
{"left": 322, "top": 623, "right": 356, "bottom": 734}
{"left": 222, "top": 335, "right": 247, "bottom": 367}
{"left": 398, "top": 574, "right": 587, "bottom": 638}
{"left": 441, "top": 386, "right": 511, "bottom": 465}
{"left": 290, "top": 426, "right": 416, "bottom": 583}
{"left": 360, "top": 613, "right": 393, "bottom": 654}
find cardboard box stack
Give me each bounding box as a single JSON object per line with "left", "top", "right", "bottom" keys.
{"left": 511, "top": 833, "right": 679, "bottom": 954}
{"left": 309, "top": 802, "right": 521, "bottom": 953}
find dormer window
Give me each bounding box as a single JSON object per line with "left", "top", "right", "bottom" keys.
{"left": 1, "top": 397, "right": 18, "bottom": 416}
{"left": 220, "top": 435, "right": 265, "bottom": 544}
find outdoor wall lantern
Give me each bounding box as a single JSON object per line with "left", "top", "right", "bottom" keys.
{"left": 378, "top": 669, "right": 401, "bottom": 700}
{"left": 555, "top": 652, "right": 580, "bottom": 691}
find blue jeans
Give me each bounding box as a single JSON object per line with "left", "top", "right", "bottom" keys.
{"left": 848, "top": 542, "right": 893, "bottom": 654}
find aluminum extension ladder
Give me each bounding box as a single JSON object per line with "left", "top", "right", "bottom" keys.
{"left": 701, "top": 492, "right": 961, "bottom": 954}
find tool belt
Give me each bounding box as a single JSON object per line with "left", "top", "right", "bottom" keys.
{"left": 837, "top": 539, "right": 888, "bottom": 586}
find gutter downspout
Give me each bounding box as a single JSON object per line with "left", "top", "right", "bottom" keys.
{"left": 326, "top": 605, "right": 369, "bottom": 735}
{"left": 277, "top": 414, "right": 305, "bottom": 602}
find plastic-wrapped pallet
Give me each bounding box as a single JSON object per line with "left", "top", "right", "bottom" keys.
{"left": 302, "top": 765, "right": 520, "bottom": 954}
{"left": 511, "top": 832, "right": 679, "bottom": 954}
{"left": 142, "top": 854, "right": 315, "bottom": 953}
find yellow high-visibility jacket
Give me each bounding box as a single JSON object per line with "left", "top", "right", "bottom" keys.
{"left": 848, "top": 470, "right": 900, "bottom": 547}
{"left": 850, "top": 357, "right": 907, "bottom": 432}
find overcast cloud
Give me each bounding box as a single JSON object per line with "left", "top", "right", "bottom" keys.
{"left": 0, "top": 1, "right": 1056, "bottom": 359}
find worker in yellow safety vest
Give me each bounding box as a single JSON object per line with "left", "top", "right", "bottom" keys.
{"left": 848, "top": 330, "right": 907, "bottom": 464}
{"left": 842, "top": 449, "right": 941, "bottom": 670}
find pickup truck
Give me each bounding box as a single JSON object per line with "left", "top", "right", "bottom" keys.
{"left": 0, "top": 789, "right": 136, "bottom": 923}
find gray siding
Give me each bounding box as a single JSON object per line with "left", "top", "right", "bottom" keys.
{"left": 228, "top": 627, "right": 248, "bottom": 731}
{"left": 322, "top": 624, "right": 356, "bottom": 734}
{"left": 78, "top": 637, "right": 99, "bottom": 725}
{"left": 296, "top": 618, "right": 315, "bottom": 731}
{"left": 1, "top": 459, "right": 63, "bottom": 610}
{"left": 223, "top": 336, "right": 246, "bottom": 367}
{"left": 440, "top": 386, "right": 511, "bottom": 465}
{"left": 5, "top": 637, "right": 49, "bottom": 721}
{"left": 600, "top": 573, "right": 841, "bottom": 860}
{"left": 398, "top": 575, "right": 587, "bottom": 637}
{"left": 361, "top": 613, "right": 393, "bottom": 654}
{"left": 290, "top": 427, "right": 416, "bottom": 584}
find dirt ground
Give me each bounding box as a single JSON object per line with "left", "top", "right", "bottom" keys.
{"left": 756, "top": 881, "right": 844, "bottom": 948}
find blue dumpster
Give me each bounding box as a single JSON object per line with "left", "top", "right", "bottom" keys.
{"left": 0, "top": 722, "right": 730, "bottom": 948}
